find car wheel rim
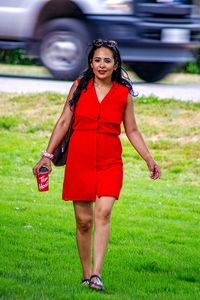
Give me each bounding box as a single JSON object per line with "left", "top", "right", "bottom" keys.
{"left": 41, "top": 32, "right": 82, "bottom": 71}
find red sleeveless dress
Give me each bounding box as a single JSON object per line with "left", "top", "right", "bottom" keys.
{"left": 62, "top": 79, "right": 129, "bottom": 201}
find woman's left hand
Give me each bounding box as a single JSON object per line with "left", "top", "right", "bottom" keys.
{"left": 146, "top": 158, "right": 161, "bottom": 180}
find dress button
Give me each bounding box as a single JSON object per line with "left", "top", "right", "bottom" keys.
{"left": 97, "top": 115, "right": 100, "bottom": 130}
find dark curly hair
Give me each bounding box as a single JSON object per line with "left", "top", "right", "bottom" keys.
{"left": 69, "top": 39, "right": 136, "bottom": 108}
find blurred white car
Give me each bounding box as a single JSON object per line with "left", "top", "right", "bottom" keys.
{"left": 0, "top": 0, "right": 199, "bottom": 81}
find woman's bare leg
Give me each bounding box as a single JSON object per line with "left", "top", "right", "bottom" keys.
{"left": 92, "top": 196, "right": 115, "bottom": 277}
{"left": 73, "top": 201, "right": 94, "bottom": 279}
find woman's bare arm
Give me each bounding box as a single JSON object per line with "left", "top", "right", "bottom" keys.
{"left": 33, "top": 80, "right": 78, "bottom": 175}
{"left": 123, "top": 94, "right": 161, "bottom": 180}
{"left": 45, "top": 81, "right": 78, "bottom": 154}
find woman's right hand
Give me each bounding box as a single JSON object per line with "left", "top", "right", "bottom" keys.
{"left": 146, "top": 158, "right": 161, "bottom": 180}
{"left": 32, "top": 157, "right": 52, "bottom": 177}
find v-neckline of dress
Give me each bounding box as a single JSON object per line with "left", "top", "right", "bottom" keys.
{"left": 93, "top": 80, "right": 114, "bottom": 104}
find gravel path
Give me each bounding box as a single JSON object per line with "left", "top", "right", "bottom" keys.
{"left": 0, "top": 76, "right": 199, "bottom": 102}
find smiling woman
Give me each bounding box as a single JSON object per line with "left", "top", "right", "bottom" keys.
{"left": 91, "top": 47, "right": 118, "bottom": 102}
{"left": 32, "top": 38, "right": 161, "bottom": 292}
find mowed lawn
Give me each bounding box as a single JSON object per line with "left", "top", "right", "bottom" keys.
{"left": 0, "top": 92, "right": 199, "bottom": 300}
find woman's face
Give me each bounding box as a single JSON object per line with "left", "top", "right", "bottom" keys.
{"left": 91, "top": 47, "right": 117, "bottom": 81}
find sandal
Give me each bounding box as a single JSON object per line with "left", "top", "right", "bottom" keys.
{"left": 81, "top": 278, "right": 90, "bottom": 286}
{"left": 89, "top": 274, "right": 104, "bottom": 291}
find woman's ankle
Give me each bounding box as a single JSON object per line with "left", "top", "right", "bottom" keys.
{"left": 83, "top": 271, "right": 91, "bottom": 279}
{"left": 91, "top": 271, "right": 101, "bottom": 277}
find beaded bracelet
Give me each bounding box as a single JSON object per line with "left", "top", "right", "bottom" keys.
{"left": 41, "top": 151, "right": 54, "bottom": 160}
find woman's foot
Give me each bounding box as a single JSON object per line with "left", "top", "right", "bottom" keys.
{"left": 89, "top": 274, "right": 104, "bottom": 291}
{"left": 81, "top": 278, "right": 90, "bottom": 286}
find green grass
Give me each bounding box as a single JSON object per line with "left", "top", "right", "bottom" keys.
{"left": 0, "top": 93, "right": 200, "bottom": 300}
{"left": 0, "top": 64, "right": 49, "bottom": 77}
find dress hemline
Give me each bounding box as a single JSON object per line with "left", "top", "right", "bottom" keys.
{"left": 62, "top": 194, "right": 119, "bottom": 202}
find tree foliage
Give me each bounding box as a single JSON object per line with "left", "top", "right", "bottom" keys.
{"left": 0, "top": 49, "right": 36, "bottom": 65}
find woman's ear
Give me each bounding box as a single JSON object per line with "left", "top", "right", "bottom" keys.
{"left": 114, "top": 63, "right": 118, "bottom": 71}
{"left": 90, "top": 59, "right": 93, "bottom": 69}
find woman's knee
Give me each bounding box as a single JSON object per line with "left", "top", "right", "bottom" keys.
{"left": 76, "top": 215, "right": 93, "bottom": 233}
{"left": 95, "top": 207, "right": 112, "bottom": 224}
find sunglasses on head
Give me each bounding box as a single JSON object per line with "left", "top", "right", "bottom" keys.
{"left": 93, "top": 39, "right": 118, "bottom": 48}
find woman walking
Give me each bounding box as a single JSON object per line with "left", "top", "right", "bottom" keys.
{"left": 33, "top": 39, "right": 161, "bottom": 291}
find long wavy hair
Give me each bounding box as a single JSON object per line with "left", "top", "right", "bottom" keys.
{"left": 69, "top": 40, "right": 135, "bottom": 108}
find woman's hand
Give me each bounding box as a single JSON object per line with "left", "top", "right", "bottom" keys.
{"left": 146, "top": 158, "right": 161, "bottom": 180}
{"left": 32, "top": 157, "right": 52, "bottom": 176}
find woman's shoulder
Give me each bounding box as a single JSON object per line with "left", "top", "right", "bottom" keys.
{"left": 114, "top": 80, "right": 138, "bottom": 97}
{"left": 75, "top": 76, "right": 81, "bottom": 85}
{"left": 75, "top": 76, "right": 91, "bottom": 87}
{"left": 114, "top": 81, "right": 130, "bottom": 93}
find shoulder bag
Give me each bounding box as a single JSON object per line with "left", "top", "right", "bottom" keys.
{"left": 52, "top": 114, "right": 75, "bottom": 167}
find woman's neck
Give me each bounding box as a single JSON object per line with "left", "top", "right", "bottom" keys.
{"left": 93, "top": 77, "right": 112, "bottom": 87}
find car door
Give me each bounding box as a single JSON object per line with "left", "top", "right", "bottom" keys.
{"left": 0, "top": 0, "right": 27, "bottom": 38}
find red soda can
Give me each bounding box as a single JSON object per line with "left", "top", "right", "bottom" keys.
{"left": 36, "top": 167, "right": 49, "bottom": 192}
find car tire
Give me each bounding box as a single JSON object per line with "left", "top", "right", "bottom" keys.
{"left": 129, "top": 62, "right": 177, "bottom": 82}
{"left": 39, "top": 18, "right": 90, "bottom": 80}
